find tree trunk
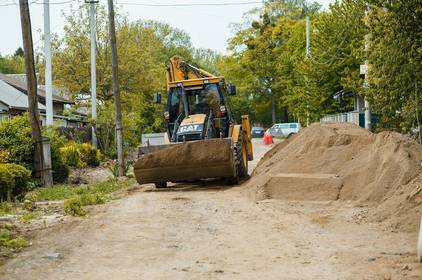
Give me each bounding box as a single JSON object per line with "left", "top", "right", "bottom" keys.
{"left": 283, "top": 107, "right": 289, "bottom": 123}
{"left": 271, "top": 90, "right": 276, "bottom": 124}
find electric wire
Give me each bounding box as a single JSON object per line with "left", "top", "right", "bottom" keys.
{"left": 116, "top": 1, "right": 262, "bottom": 7}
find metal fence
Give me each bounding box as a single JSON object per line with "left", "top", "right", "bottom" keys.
{"left": 320, "top": 112, "right": 360, "bottom": 126}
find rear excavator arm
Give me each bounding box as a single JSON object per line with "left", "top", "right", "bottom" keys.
{"left": 166, "top": 56, "right": 215, "bottom": 83}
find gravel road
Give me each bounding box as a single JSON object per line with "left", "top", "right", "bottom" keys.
{"left": 1, "top": 139, "right": 420, "bottom": 279}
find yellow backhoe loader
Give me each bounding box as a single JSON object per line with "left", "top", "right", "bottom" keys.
{"left": 134, "top": 56, "right": 253, "bottom": 188}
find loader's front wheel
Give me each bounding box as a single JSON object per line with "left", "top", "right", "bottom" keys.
{"left": 154, "top": 182, "right": 167, "bottom": 188}
{"left": 227, "top": 132, "right": 248, "bottom": 185}
{"left": 238, "top": 135, "right": 249, "bottom": 178}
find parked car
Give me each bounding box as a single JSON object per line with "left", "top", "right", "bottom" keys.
{"left": 268, "top": 122, "right": 301, "bottom": 138}
{"left": 251, "top": 126, "right": 265, "bottom": 138}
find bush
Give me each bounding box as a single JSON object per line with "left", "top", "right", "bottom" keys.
{"left": 44, "top": 127, "right": 70, "bottom": 183}
{"left": 79, "top": 193, "right": 106, "bottom": 206}
{"left": 0, "top": 229, "right": 28, "bottom": 248}
{"left": 64, "top": 197, "right": 87, "bottom": 216}
{"left": 0, "top": 115, "right": 71, "bottom": 184}
{"left": 59, "top": 142, "right": 101, "bottom": 168}
{"left": 79, "top": 143, "right": 101, "bottom": 167}
{"left": 0, "top": 115, "right": 33, "bottom": 169}
{"left": 0, "top": 163, "right": 31, "bottom": 201}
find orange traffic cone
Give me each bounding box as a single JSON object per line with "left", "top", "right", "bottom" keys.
{"left": 263, "top": 132, "right": 273, "bottom": 145}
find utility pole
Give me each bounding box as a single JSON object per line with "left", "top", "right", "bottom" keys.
{"left": 363, "top": 4, "right": 371, "bottom": 131}
{"left": 44, "top": 0, "right": 53, "bottom": 126}
{"left": 87, "top": 0, "right": 98, "bottom": 148}
{"left": 108, "top": 0, "right": 125, "bottom": 177}
{"left": 19, "top": 0, "right": 52, "bottom": 186}
{"left": 306, "top": 16, "right": 311, "bottom": 127}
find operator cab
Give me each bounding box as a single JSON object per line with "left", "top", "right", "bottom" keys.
{"left": 165, "top": 82, "right": 232, "bottom": 142}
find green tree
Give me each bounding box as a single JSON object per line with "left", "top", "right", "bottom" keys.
{"left": 0, "top": 48, "right": 25, "bottom": 74}
{"left": 367, "top": 0, "right": 422, "bottom": 134}
{"left": 219, "top": 0, "right": 320, "bottom": 127}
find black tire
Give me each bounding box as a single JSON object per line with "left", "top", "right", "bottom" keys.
{"left": 227, "top": 132, "right": 248, "bottom": 185}
{"left": 237, "top": 133, "right": 249, "bottom": 178}
{"left": 154, "top": 182, "right": 167, "bottom": 188}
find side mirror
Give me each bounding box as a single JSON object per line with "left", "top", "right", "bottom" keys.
{"left": 228, "top": 83, "right": 236, "bottom": 96}
{"left": 153, "top": 92, "right": 161, "bottom": 104}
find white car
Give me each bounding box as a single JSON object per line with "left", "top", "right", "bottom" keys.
{"left": 268, "top": 122, "right": 301, "bottom": 138}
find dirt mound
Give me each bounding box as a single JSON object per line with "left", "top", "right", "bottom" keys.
{"left": 246, "top": 122, "right": 422, "bottom": 231}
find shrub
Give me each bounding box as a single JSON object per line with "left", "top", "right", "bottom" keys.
{"left": 0, "top": 115, "right": 70, "bottom": 184}
{"left": 79, "top": 143, "right": 101, "bottom": 167}
{"left": 64, "top": 197, "right": 87, "bottom": 216}
{"left": 60, "top": 143, "right": 84, "bottom": 168}
{"left": 44, "top": 127, "right": 70, "bottom": 183}
{"left": 59, "top": 142, "right": 101, "bottom": 168}
{"left": 79, "top": 193, "right": 106, "bottom": 206}
{"left": 0, "top": 229, "right": 28, "bottom": 248}
{"left": 0, "top": 115, "right": 33, "bottom": 169}
{"left": 0, "top": 163, "right": 31, "bottom": 201}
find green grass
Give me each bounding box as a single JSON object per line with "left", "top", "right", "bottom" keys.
{"left": 25, "top": 178, "right": 135, "bottom": 217}
{"left": 0, "top": 179, "right": 134, "bottom": 220}
{"left": 0, "top": 202, "right": 14, "bottom": 215}
{"left": 26, "top": 178, "right": 135, "bottom": 202}
{"left": 19, "top": 211, "right": 42, "bottom": 224}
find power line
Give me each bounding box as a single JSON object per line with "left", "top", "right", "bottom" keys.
{"left": 0, "top": 0, "right": 17, "bottom": 6}
{"left": 0, "top": 0, "right": 77, "bottom": 6}
{"left": 30, "top": 0, "right": 76, "bottom": 5}
{"left": 116, "top": 1, "right": 262, "bottom": 7}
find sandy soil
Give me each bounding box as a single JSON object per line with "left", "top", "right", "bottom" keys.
{"left": 1, "top": 139, "right": 421, "bottom": 279}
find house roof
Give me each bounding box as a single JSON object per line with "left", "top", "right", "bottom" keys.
{"left": 0, "top": 73, "right": 73, "bottom": 104}
{"left": 0, "top": 80, "right": 46, "bottom": 111}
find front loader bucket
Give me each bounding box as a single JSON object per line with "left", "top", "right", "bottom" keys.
{"left": 134, "top": 139, "right": 235, "bottom": 185}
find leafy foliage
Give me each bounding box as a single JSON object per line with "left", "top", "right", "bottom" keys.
{"left": 59, "top": 142, "right": 101, "bottom": 168}
{"left": 0, "top": 115, "right": 33, "bottom": 169}
{"left": 0, "top": 229, "right": 28, "bottom": 249}
{"left": 366, "top": 0, "right": 422, "bottom": 134}
{"left": 0, "top": 48, "right": 25, "bottom": 74}
{"left": 64, "top": 197, "right": 87, "bottom": 216}
{"left": 0, "top": 163, "right": 31, "bottom": 201}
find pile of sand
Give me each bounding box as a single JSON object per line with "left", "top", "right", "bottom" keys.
{"left": 247, "top": 122, "right": 422, "bottom": 231}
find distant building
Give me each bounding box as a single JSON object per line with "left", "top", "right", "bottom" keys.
{"left": 0, "top": 73, "right": 87, "bottom": 127}
{"left": 0, "top": 79, "right": 46, "bottom": 120}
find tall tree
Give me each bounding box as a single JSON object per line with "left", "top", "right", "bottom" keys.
{"left": 367, "top": 0, "right": 422, "bottom": 134}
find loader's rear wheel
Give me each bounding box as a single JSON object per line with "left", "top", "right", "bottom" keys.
{"left": 154, "top": 182, "right": 167, "bottom": 188}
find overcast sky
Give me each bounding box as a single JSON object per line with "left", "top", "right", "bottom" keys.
{"left": 0, "top": 0, "right": 334, "bottom": 56}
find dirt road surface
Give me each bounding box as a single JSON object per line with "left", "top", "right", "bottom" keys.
{"left": 1, "top": 139, "right": 421, "bottom": 279}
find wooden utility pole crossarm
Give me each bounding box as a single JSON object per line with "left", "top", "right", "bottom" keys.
{"left": 108, "top": 0, "right": 125, "bottom": 177}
